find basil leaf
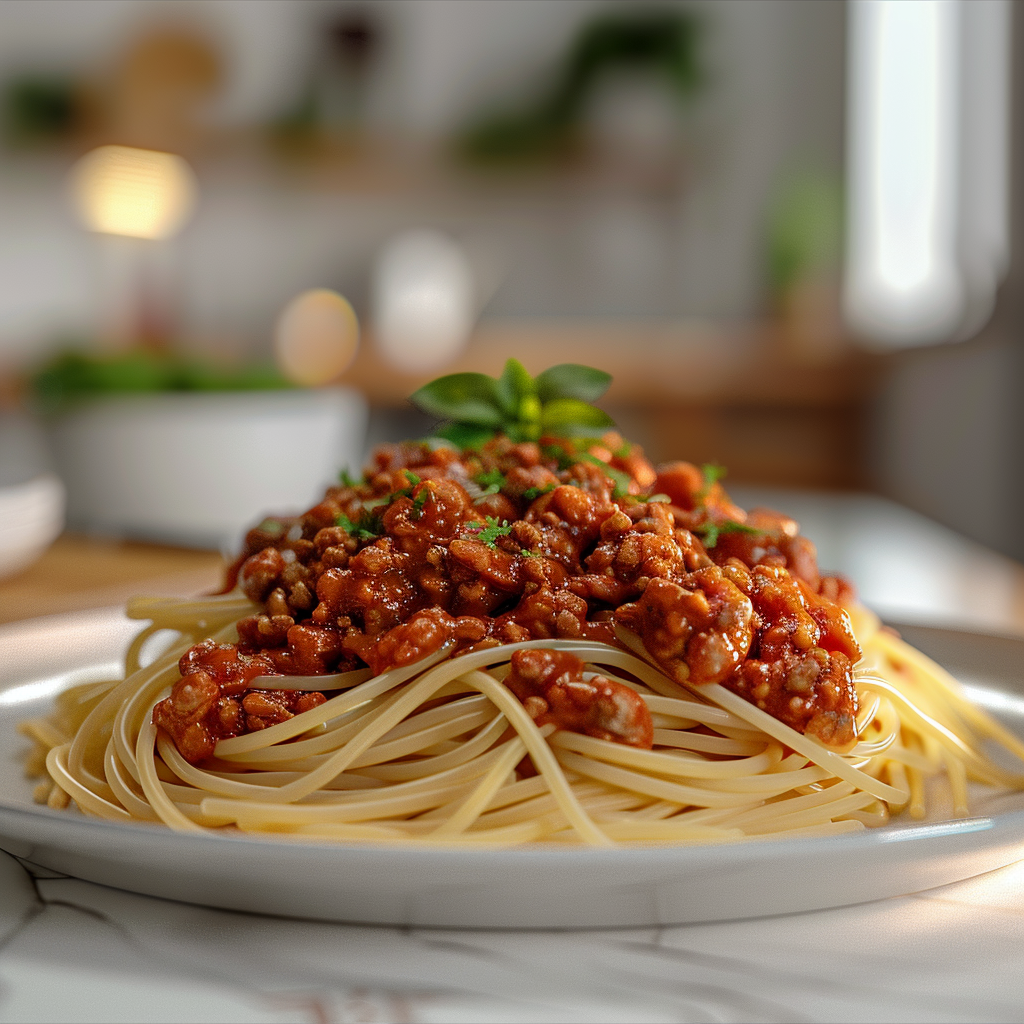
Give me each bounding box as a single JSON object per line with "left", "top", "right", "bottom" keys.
{"left": 540, "top": 398, "right": 614, "bottom": 434}
{"left": 535, "top": 364, "right": 612, "bottom": 403}
{"left": 410, "top": 373, "right": 503, "bottom": 426}
{"left": 495, "top": 358, "right": 535, "bottom": 416}
{"left": 435, "top": 421, "right": 496, "bottom": 449}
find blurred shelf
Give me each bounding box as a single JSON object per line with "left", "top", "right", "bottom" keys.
{"left": 5, "top": 131, "right": 689, "bottom": 205}
{"left": 347, "top": 319, "right": 879, "bottom": 409}
{"left": 0, "top": 534, "right": 223, "bottom": 626}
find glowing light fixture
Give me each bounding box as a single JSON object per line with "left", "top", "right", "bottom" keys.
{"left": 845, "top": 0, "right": 1010, "bottom": 347}
{"left": 274, "top": 289, "right": 360, "bottom": 387}
{"left": 372, "top": 230, "right": 476, "bottom": 373}
{"left": 70, "top": 145, "right": 198, "bottom": 240}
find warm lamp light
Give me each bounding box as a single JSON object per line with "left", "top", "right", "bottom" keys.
{"left": 274, "top": 289, "right": 360, "bottom": 387}
{"left": 70, "top": 145, "right": 198, "bottom": 241}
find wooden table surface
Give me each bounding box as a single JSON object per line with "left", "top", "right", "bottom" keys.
{"left": 0, "top": 534, "right": 224, "bottom": 626}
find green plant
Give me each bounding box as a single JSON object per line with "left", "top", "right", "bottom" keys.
{"left": 32, "top": 349, "right": 293, "bottom": 414}
{"left": 766, "top": 169, "right": 843, "bottom": 296}
{"left": 459, "top": 8, "right": 702, "bottom": 163}
{"left": 410, "top": 359, "right": 613, "bottom": 448}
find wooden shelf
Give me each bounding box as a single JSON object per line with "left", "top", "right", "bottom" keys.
{"left": 345, "top": 319, "right": 879, "bottom": 409}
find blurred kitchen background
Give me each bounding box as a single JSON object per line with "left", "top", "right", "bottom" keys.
{"left": 0, "top": 0, "right": 1021, "bottom": 621}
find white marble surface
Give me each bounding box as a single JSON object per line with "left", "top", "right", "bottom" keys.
{"left": 3, "top": 848, "right": 1024, "bottom": 1023}
{"left": 3, "top": 490, "right": 1024, "bottom": 1024}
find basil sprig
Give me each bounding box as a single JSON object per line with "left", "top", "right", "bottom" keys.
{"left": 411, "top": 359, "right": 613, "bottom": 447}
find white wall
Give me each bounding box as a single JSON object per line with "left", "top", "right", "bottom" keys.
{"left": 0, "top": 0, "right": 846, "bottom": 361}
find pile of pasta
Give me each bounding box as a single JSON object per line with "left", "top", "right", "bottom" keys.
{"left": 21, "top": 593, "right": 1024, "bottom": 847}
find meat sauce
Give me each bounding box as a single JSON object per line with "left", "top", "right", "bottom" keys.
{"left": 154, "top": 434, "right": 861, "bottom": 763}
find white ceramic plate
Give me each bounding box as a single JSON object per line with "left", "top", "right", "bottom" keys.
{"left": 2, "top": 607, "right": 1023, "bottom": 929}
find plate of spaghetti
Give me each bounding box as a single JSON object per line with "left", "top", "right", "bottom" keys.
{"left": 4, "top": 361, "right": 1024, "bottom": 928}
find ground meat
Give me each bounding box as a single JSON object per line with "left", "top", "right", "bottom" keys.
{"left": 157, "top": 432, "right": 863, "bottom": 763}
{"left": 152, "top": 640, "right": 328, "bottom": 763}
{"left": 343, "top": 607, "right": 486, "bottom": 674}
{"left": 710, "top": 507, "right": 822, "bottom": 588}
{"left": 615, "top": 567, "right": 754, "bottom": 685}
{"left": 721, "top": 561, "right": 861, "bottom": 746}
{"left": 505, "top": 648, "right": 653, "bottom": 748}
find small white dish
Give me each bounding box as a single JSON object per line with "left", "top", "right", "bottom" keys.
{"left": 49, "top": 388, "right": 367, "bottom": 550}
{"left": 0, "top": 473, "right": 65, "bottom": 580}
{"left": 1, "top": 609, "right": 1023, "bottom": 929}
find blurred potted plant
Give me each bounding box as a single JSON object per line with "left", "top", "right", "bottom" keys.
{"left": 456, "top": 7, "right": 702, "bottom": 189}
{"left": 13, "top": 25, "right": 369, "bottom": 550}
{"left": 765, "top": 167, "right": 845, "bottom": 364}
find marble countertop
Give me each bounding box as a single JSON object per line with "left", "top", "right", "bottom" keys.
{"left": 3, "top": 489, "right": 1024, "bottom": 1024}
{"left": 3, "top": 848, "right": 1024, "bottom": 1024}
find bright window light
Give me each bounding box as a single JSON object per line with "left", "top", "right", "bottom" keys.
{"left": 846, "top": 0, "right": 963, "bottom": 345}
{"left": 70, "top": 145, "right": 198, "bottom": 241}
{"left": 846, "top": 0, "right": 1011, "bottom": 347}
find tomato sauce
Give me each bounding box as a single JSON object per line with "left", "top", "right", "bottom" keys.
{"left": 156, "top": 433, "right": 861, "bottom": 763}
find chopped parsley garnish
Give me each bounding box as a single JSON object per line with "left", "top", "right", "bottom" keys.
{"left": 467, "top": 516, "right": 513, "bottom": 548}
{"left": 391, "top": 470, "right": 422, "bottom": 499}
{"left": 336, "top": 510, "right": 382, "bottom": 541}
{"left": 523, "top": 483, "right": 556, "bottom": 500}
{"left": 580, "top": 453, "right": 632, "bottom": 497}
{"left": 542, "top": 442, "right": 576, "bottom": 471}
{"left": 473, "top": 469, "right": 506, "bottom": 496}
{"left": 338, "top": 468, "right": 363, "bottom": 487}
{"left": 697, "top": 463, "right": 727, "bottom": 503}
{"left": 411, "top": 487, "right": 431, "bottom": 519}
{"left": 696, "top": 519, "right": 758, "bottom": 549}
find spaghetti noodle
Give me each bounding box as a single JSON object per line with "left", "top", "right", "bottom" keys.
{"left": 20, "top": 365, "right": 1024, "bottom": 846}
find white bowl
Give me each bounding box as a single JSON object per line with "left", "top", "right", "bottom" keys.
{"left": 50, "top": 389, "right": 367, "bottom": 550}
{"left": 0, "top": 473, "right": 65, "bottom": 579}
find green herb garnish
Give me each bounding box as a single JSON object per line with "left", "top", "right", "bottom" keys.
{"left": 336, "top": 510, "right": 382, "bottom": 541}
{"left": 697, "top": 463, "right": 727, "bottom": 503}
{"left": 411, "top": 488, "right": 431, "bottom": 519}
{"left": 473, "top": 469, "right": 506, "bottom": 496}
{"left": 391, "top": 470, "right": 423, "bottom": 499}
{"left": 411, "top": 359, "right": 613, "bottom": 448}
{"left": 338, "top": 468, "right": 363, "bottom": 488}
{"left": 467, "top": 516, "right": 513, "bottom": 548}
{"left": 580, "top": 453, "right": 632, "bottom": 497}
{"left": 541, "top": 442, "right": 576, "bottom": 471}
{"left": 523, "top": 483, "right": 556, "bottom": 500}
{"left": 696, "top": 520, "right": 758, "bottom": 549}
